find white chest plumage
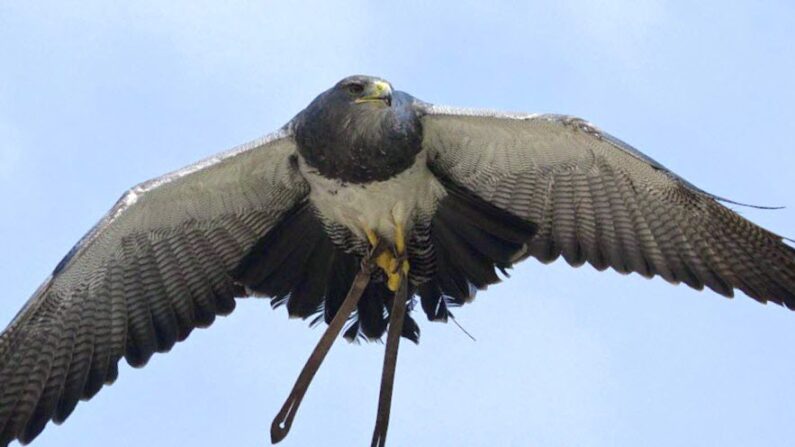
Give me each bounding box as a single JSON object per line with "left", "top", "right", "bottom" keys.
{"left": 298, "top": 149, "right": 446, "bottom": 243}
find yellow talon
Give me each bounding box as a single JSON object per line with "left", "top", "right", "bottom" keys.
{"left": 375, "top": 251, "right": 393, "bottom": 274}
{"left": 365, "top": 228, "right": 379, "bottom": 247}
{"left": 362, "top": 223, "right": 410, "bottom": 292}
{"left": 389, "top": 223, "right": 410, "bottom": 291}
{"left": 394, "top": 225, "right": 406, "bottom": 255}
{"left": 382, "top": 252, "right": 402, "bottom": 292}
{"left": 394, "top": 223, "right": 409, "bottom": 275}
{"left": 385, "top": 273, "right": 399, "bottom": 291}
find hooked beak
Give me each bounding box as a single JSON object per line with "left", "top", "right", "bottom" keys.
{"left": 355, "top": 80, "right": 393, "bottom": 107}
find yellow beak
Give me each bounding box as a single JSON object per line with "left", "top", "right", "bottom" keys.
{"left": 355, "top": 80, "right": 392, "bottom": 106}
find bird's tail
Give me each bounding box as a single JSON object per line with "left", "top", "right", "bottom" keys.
{"left": 231, "top": 202, "right": 419, "bottom": 342}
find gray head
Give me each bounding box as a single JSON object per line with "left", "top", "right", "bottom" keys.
{"left": 293, "top": 75, "right": 423, "bottom": 183}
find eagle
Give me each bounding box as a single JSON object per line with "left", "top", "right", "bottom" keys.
{"left": 1, "top": 75, "right": 793, "bottom": 447}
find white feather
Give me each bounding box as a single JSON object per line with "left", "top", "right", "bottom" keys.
{"left": 299, "top": 149, "right": 446, "bottom": 242}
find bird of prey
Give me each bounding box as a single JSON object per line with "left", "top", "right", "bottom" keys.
{"left": 1, "top": 74, "right": 794, "bottom": 447}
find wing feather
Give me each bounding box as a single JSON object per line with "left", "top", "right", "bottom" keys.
{"left": 420, "top": 105, "right": 795, "bottom": 308}
{"left": 0, "top": 129, "right": 309, "bottom": 445}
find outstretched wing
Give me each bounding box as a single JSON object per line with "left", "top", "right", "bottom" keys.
{"left": 0, "top": 129, "right": 309, "bottom": 445}
{"left": 420, "top": 105, "right": 795, "bottom": 307}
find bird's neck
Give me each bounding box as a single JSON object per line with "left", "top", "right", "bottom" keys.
{"left": 295, "top": 107, "right": 422, "bottom": 184}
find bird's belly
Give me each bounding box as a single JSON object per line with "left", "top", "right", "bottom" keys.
{"left": 300, "top": 151, "right": 446, "bottom": 243}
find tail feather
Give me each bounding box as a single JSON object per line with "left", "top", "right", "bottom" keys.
{"left": 386, "top": 291, "right": 421, "bottom": 343}
{"left": 418, "top": 282, "right": 450, "bottom": 322}
{"left": 232, "top": 205, "right": 417, "bottom": 341}
{"left": 231, "top": 178, "right": 538, "bottom": 340}
{"left": 287, "top": 237, "right": 335, "bottom": 318}
{"left": 356, "top": 282, "right": 389, "bottom": 339}
{"left": 345, "top": 282, "right": 420, "bottom": 343}
{"left": 323, "top": 249, "right": 358, "bottom": 324}
{"left": 400, "top": 314, "right": 421, "bottom": 343}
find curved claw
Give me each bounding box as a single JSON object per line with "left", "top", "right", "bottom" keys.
{"left": 364, "top": 227, "right": 409, "bottom": 292}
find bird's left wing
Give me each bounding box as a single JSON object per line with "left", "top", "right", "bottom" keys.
{"left": 419, "top": 104, "right": 795, "bottom": 308}
{"left": 0, "top": 129, "right": 309, "bottom": 445}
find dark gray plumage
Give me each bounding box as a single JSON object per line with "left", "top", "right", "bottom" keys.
{"left": 294, "top": 75, "right": 423, "bottom": 183}
{"left": 1, "top": 74, "right": 794, "bottom": 446}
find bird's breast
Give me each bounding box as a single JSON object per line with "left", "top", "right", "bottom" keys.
{"left": 299, "top": 150, "right": 446, "bottom": 244}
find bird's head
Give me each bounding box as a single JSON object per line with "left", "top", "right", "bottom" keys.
{"left": 294, "top": 75, "right": 398, "bottom": 135}
{"left": 334, "top": 75, "right": 393, "bottom": 107}
{"left": 295, "top": 75, "right": 401, "bottom": 135}
{"left": 293, "top": 75, "right": 422, "bottom": 183}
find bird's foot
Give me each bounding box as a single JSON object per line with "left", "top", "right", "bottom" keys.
{"left": 364, "top": 227, "right": 410, "bottom": 292}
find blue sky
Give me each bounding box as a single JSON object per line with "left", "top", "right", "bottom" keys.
{"left": 1, "top": 2, "right": 795, "bottom": 446}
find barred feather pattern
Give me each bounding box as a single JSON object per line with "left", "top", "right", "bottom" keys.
{"left": 0, "top": 132, "right": 309, "bottom": 446}
{"left": 421, "top": 108, "right": 795, "bottom": 308}
{"left": 0, "top": 212, "right": 287, "bottom": 445}
{"left": 320, "top": 213, "right": 439, "bottom": 287}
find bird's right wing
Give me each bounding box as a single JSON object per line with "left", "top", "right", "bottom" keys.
{"left": 420, "top": 105, "right": 795, "bottom": 307}
{"left": 0, "top": 129, "right": 309, "bottom": 445}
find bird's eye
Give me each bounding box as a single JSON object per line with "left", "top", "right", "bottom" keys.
{"left": 347, "top": 83, "right": 364, "bottom": 94}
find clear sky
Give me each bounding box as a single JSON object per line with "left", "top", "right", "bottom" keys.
{"left": 1, "top": 2, "right": 795, "bottom": 446}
